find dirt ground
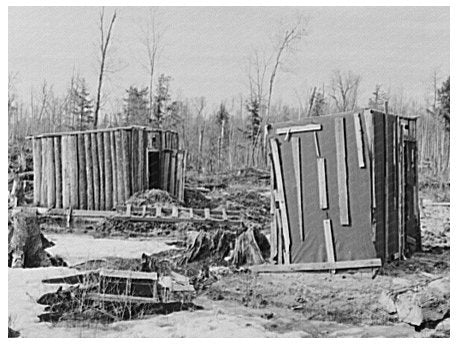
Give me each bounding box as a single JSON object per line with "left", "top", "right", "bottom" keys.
{"left": 7, "top": 182, "right": 450, "bottom": 338}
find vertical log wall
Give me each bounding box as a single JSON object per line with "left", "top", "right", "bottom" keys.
{"left": 31, "top": 126, "right": 185, "bottom": 210}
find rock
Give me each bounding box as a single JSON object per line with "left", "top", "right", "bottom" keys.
{"left": 395, "top": 291, "right": 423, "bottom": 326}
{"left": 435, "top": 318, "right": 450, "bottom": 332}
{"left": 378, "top": 291, "right": 397, "bottom": 314}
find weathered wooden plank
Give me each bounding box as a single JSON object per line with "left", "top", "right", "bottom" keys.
{"left": 270, "top": 158, "right": 278, "bottom": 261}
{"left": 172, "top": 206, "right": 178, "bottom": 218}
{"left": 353, "top": 113, "right": 365, "bottom": 168}
{"left": 54, "top": 136, "right": 62, "bottom": 209}
{"left": 317, "top": 157, "right": 328, "bottom": 209}
{"left": 46, "top": 138, "right": 56, "bottom": 208}
{"left": 77, "top": 134, "right": 87, "bottom": 209}
{"left": 335, "top": 117, "right": 349, "bottom": 225}
{"left": 270, "top": 138, "right": 291, "bottom": 264}
{"left": 204, "top": 208, "right": 210, "bottom": 220}
{"left": 32, "top": 138, "right": 42, "bottom": 205}
{"left": 97, "top": 132, "right": 105, "bottom": 210}
{"left": 250, "top": 259, "right": 382, "bottom": 273}
{"left": 69, "top": 135, "right": 79, "bottom": 209}
{"left": 103, "top": 131, "right": 113, "bottom": 210}
{"left": 180, "top": 152, "right": 187, "bottom": 202}
{"left": 291, "top": 137, "right": 304, "bottom": 241}
{"left": 313, "top": 131, "right": 321, "bottom": 157}
{"left": 276, "top": 208, "right": 283, "bottom": 264}
{"left": 276, "top": 124, "right": 322, "bottom": 135}
{"left": 84, "top": 133, "right": 94, "bottom": 210}
{"left": 91, "top": 133, "right": 100, "bottom": 210}
{"left": 110, "top": 131, "right": 118, "bottom": 208}
{"left": 61, "top": 136, "right": 70, "bottom": 209}
{"left": 323, "top": 219, "right": 336, "bottom": 264}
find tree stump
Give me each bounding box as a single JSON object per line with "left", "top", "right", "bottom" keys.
{"left": 8, "top": 209, "right": 51, "bottom": 268}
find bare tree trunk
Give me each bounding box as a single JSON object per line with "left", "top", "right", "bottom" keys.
{"left": 94, "top": 8, "right": 117, "bottom": 129}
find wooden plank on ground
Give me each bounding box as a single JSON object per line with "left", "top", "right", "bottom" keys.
{"left": 335, "top": 117, "right": 349, "bottom": 225}
{"left": 291, "top": 137, "right": 304, "bottom": 241}
{"left": 270, "top": 138, "right": 291, "bottom": 264}
{"left": 317, "top": 157, "right": 328, "bottom": 210}
{"left": 353, "top": 113, "right": 365, "bottom": 168}
{"left": 276, "top": 124, "right": 322, "bottom": 135}
{"left": 313, "top": 131, "right": 321, "bottom": 158}
{"left": 250, "top": 258, "right": 382, "bottom": 273}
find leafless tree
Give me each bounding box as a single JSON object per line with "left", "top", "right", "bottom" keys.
{"left": 329, "top": 70, "right": 361, "bottom": 112}
{"left": 94, "top": 7, "right": 117, "bottom": 129}
{"left": 141, "top": 8, "right": 166, "bottom": 122}
{"left": 265, "top": 16, "right": 308, "bottom": 122}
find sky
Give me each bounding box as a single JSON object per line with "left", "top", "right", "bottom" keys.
{"left": 8, "top": 6, "right": 450, "bottom": 113}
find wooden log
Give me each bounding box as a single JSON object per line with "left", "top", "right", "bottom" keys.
{"left": 250, "top": 258, "right": 382, "bottom": 273}
{"left": 317, "top": 157, "right": 328, "bottom": 209}
{"left": 115, "top": 130, "right": 125, "bottom": 204}
{"left": 384, "top": 108, "right": 389, "bottom": 260}
{"left": 69, "top": 135, "right": 79, "bottom": 208}
{"left": 61, "top": 136, "right": 70, "bottom": 209}
{"left": 103, "top": 131, "right": 113, "bottom": 210}
{"left": 270, "top": 139, "right": 291, "bottom": 264}
{"left": 32, "top": 138, "right": 42, "bottom": 205}
{"left": 137, "top": 128, "right": 145, "bottom": 191}
{"left": 121, "top": 130, "right": 132, "bottom": 200}
{"left": 291, "top": 137, "right": 304, "bottom": 241}
{"left": 46, "top": 138, "right": 56, "bottom": 208}
{"left": 84, "top": 134, "right": 94, "bottom": 210}
{"left": 77, "top": 134, "right": 87, "bottom": 209}
{"left": 97, "top": 132, "right": 105, "bottom": 210}
{"left": 110, "top": 131, "right": 118, "bottom": 207}
{"left": 53, "top": 136, "right": 62, "bottom": 209}
{"left": 170, "top": 151, "right": 177, "bottom": 196}
{"left": 91, "top": 133, "right": 100, "bottom": 210}
{"left": 131, "top": 128, "right": 139, "bottom": 193}
{"left": 335, "top": 117, "right": 349, "bottom": 225}
{"left": 175, "top": 152, "right": 182, "bottom": 200}
{"left": 353, "top": 113, "right": 366, "bottom": 168}
{"left": 323, "top": 219, "right": 336, "bottom": 270}
{"left": 180, "top": 152, "right": 187, "bottom": 202}
{"left": 40, "top": 138, "right": 47, "bottom": 206}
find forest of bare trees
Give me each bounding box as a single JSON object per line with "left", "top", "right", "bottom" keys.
{"left": 8, "top": 8, "right": 450, "bottom": 187}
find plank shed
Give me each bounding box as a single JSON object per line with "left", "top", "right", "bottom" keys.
{"left": 267, "top": 109, "right": 421, "bottom": 268}
{"left": 29, "top": 126, "right": 186, "bottom": 210}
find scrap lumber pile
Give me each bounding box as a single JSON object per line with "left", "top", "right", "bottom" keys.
{"left": 37, "top": 267, "right": 198, "bottom": 323}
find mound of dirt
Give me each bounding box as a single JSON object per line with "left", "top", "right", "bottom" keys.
{"left": 126, "top": 189, "right": 180, "bottom": 207}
